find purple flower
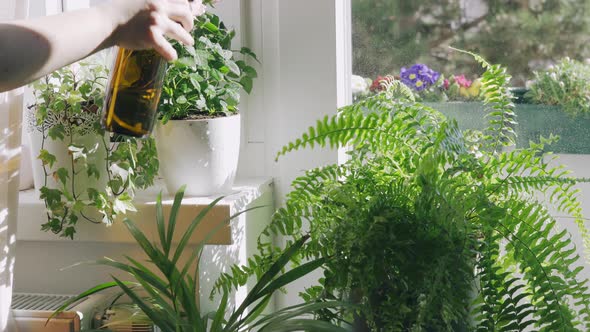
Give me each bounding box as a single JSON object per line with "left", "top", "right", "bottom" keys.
{"left": 400, "top": 64, "right": 440, "bottom": 91}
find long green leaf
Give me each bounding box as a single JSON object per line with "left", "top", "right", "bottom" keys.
{"left": 260, "top": 319, "right": 349, "bottom": 332}
{"left": 210, "top": 289, "right": 229, "bottom": 331}
{"left": 166, "top": 185, "right": 186, "bottom": 254}
{"left": 239, "top": 295, "right": 272, "bottom": 328}
{"left": 121, "top": 256, "right": 173, "bottom": 299}
{"left": 171, "top": 196, "right": 225, "bottom": 266}
{"left": 226, "top": 235, "right": 309, "bottom": 329}
{"left": 48, "top": 281, "right": 135, "bottom": 325}
{"left": 112, "top": 276, "right": 177, "bottom": 332}
{"left": 251, "top": 301, "right": 351, "bottom": 329}
{"left": 256, "top": 257, "right": 327, "bottom": 300}
{"left": 155, "top": 191, "right": 168, "bottom": 255}
{"left": 123, "top": 218, "right": 168, "bottom": 272}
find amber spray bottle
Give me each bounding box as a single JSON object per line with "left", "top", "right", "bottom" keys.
{"left": 101, "top": 48, "right": 168, "bottom": 138}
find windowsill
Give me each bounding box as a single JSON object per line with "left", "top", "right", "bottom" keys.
{"left": 17, "top": 177, "right": 274, "bottom": 244}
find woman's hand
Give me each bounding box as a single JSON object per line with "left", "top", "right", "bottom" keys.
{"left": 0, "top": 0, "right": 210, "bottom": 91}
{"left": 109, "top": 0, "right": 206, "bottom": 61}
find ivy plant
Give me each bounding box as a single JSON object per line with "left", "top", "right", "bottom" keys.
{"left": 214, "top": 51, "right": 590, "bottom": 330}
{"left": 30, "top": 56, "right": 158, "bottom": 239}
{"left": 159, "top": 12, "right": 258, "bottom": 122}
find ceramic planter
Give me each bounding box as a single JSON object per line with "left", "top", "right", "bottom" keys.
{"left": 426, "top": 102, "right": 590, "bottom": 154}
{"left": 154, "top": 114, "right": 241, "bottom": 196}
{"left": 26, "top": 107, "right": 108, "bottom": 194}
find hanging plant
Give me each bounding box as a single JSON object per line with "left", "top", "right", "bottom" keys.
{"left": 28, "top": 54, "right": 158, "bottom": 239}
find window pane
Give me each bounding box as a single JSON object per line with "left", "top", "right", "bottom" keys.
{"left": 352, "top": 0, "right": 590, "bottom": 85}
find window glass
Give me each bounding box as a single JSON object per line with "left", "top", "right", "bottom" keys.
{"left": 352, "top": 0, "right": 590, "bottom": 85}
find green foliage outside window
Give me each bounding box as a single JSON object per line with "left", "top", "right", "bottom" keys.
{"left": 353, "top": 0, "right": 590, "bottom": 85}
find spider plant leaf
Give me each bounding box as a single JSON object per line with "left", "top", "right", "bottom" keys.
{"left": 259, "top": 319, "right": 349, "bottom": 332}
{"left": 256, "top": 257, "right": 327, "bottom": 300}
{"left": 250, "top": 301, "right": 351, "bottom": 329}
{"left": 210, "top": 289, "right": 229, "bottom": 331}
{"left": 155, "top": 191, "right": 167, "bottom": 255}
{"left": 171, "top": 196, "right": 225, "bottom": 266}
{"left": 165, "top": 185, "right": 186, "bottom": 253}
{"left": 112, "top": 276, "right": 177, "bottom": 332}
{"left": 47, "top": 281, "right": 136, "bottom": 325}
{"left": 226, "top": 235, "right": 310, "bottom": 328}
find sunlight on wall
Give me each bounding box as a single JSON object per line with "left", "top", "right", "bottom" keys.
{"left": 0, "top": 89, "right": 24, "bottom": 332}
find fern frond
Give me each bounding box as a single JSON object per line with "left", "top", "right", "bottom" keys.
{"left": 451, "top": 47, "right": 516, "bottom": 152}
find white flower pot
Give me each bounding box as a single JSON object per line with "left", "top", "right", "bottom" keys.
{"left": 26, "top": 107, "right": 108, "bottom": 194}
{"left": 155, "top": 114, "right": 241, "bottom": 196}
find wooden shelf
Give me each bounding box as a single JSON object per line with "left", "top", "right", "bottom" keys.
{"left": 17, "top": 177, "right": 274, "bottom": 244}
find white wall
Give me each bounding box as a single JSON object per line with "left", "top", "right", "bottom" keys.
{"left": 238, "top": 0, "right": 351, "bottom": 308}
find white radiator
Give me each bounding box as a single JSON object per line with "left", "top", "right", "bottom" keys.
{"left": 11, "top": 292, "right": 110, "bottom": 332}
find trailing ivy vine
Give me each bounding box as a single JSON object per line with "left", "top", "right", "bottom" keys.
{"left": 31, "top": 58, "right": 158, "bottom": 239}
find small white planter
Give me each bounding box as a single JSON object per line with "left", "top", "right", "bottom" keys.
{"left": 26, "top": 108, "right": 108, "bottom": 194}
{"left": 155, "top": 114, "right": 241, "bottom": 196}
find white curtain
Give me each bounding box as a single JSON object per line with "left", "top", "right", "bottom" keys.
{"left": 0, "top": 1, "right": 30, "bottom": 331}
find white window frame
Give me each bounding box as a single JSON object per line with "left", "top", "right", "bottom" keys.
{"left": 25, "top": 0, "right": 353, "bottom": 309}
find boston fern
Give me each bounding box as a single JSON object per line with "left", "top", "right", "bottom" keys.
{"left": 214, "top": 52, "right": 590, "bottom": 331}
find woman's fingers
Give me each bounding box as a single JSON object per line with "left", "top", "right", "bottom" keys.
{"left": 190, "top": 1, "right": 207, "bottom": 16}
{"left": 151, "top": 26, "right": 178, "bottom": 61}
{"left": 166, "top": 0, "right": 194, "bottom": 31}
{"left": 110, "top": 0, "right": 204, "bottom": 56}
{"left": 162, "top": 14, "right": 194, "bottom": 46}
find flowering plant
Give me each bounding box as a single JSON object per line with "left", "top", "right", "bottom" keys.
{"left": 353, "top": 63, "right": 483, "bottom": 102}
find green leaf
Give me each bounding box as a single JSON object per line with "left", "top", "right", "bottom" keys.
{"left": 203, "top": 21, "right": 219, "bottom": 33}
{"left": 240, "top": 76, "right": 253, "bottom": 94}
{"left": 86, "top": 163, "right": 100, "bottom": 179}
{"left": 176, "top": 95, "right": 188, "bottom": 104}
{"left": 260, "top": 319, "right": 349, "bottom": 332}
{"left": 48, "top": 281, "right": 131, "bottom": 324}
{"left": 194, "top": 50, "right": 210, "bottom": 67}
{"left": 176, "top": 57, "right": 196, "bottom": 68}
{"left": 55, "top": 167, "right": 69, "bottom": 185}
{"left": 38, "top": 149, "right": 57, "bottom": 168}
{"left": 166, "top": 185, "right": 186, "bottom": 253}
{"left": 243, "top": 65, "right": 258, "bottom": 78}
{"left": 210, "top": 290, "right": 229, "bottom": 331}
{"left": 240, "top": 47, "right": 259, "bottom": 62}
{"left": 113, "top": 194, "right": 137, "bottom": 215}
{"left": 47, "top": 124, "right": 66, "bottom": 140}
{"left": 111, "top": 276, "right": 177, "bottom": 331}
{"left": 226, "top": 61, "right": 241, "bottom": 76}
{"left": 257, "top": 257, "right": 327, "bottom": 299}
{"left": 155, "top": 191, "right": 167, "bottom": 255}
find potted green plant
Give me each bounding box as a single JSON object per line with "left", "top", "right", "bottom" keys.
{"left": 515, "top": 57, "right": 590, "bottom": 153}
{"left": 27, "top": 54, "right": 159, "bottom": 239}
{"left": 216, "top": 52, "right": 590, "bottom": 330}
{"left": 51, "top": 186, "right": 349, "bottom": 331}
{"left": 155, "top": 11, "right": 258, "bottom": 196}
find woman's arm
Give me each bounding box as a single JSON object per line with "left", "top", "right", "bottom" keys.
{"left": 0, "top": 0, "right": 204, "bottom": 92}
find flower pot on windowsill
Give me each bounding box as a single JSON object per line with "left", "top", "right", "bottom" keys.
{"left": 425, "top": 102, "right": 590, "bottom": 154}
{"left": 154, "top": 114, "right": 241, "bottom": 197}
